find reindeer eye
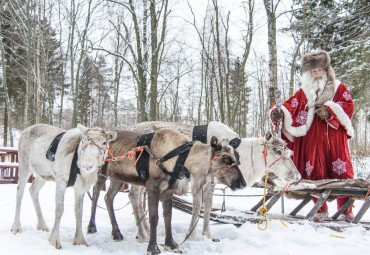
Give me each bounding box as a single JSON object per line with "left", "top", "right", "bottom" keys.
{"left": 276, "top": 150, "right": 282, "bottom": 155}
{"left": 102, "top": 141, "right": 106, "bottom": 146}
{"left": 223, "top": 158, "right": 232, "bottom": 165}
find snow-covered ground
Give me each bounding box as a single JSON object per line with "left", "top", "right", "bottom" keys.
{"left": 1, "top": 181, "right": 369, "bottom": 255}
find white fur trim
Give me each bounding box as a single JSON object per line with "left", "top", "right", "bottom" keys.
{"left": 281, "top": 104, "right": 316, "bottom": 137}
{"left": 324, "top": 101, "right": 354, "bottom": 137}
{"left": 334, "top": 79, "right": 341, "bottom": 91}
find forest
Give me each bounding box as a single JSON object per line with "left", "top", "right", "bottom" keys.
{"left": 0, "top": 0, "right": 369, "bottom": 156}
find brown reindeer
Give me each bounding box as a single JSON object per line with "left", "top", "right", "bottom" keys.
{"left": 97, "top": 129, "right": 245, "bottom": 255}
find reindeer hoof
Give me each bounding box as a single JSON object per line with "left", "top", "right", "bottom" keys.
{"left": 11, "top": 222, "right": 22, "bottom": 234}
{"left": 49, "top": 237, "right": 62, "bottom": 249}
{"left": 136, "top": 234, "right": 150, "bottom": 243}
{"left": 164, "top": 246, "right": 182, "bottom": 253}
{"left": 73, "top": 238, "right": 88, "bottom": 246}
{"left": 112, "top": 231, "right": 124, "bottom": 241}
{"left": 37, "top": 224, "right": 49, "bottom": 232}
{"left": 212, "top": 238, "right": 220, "bottom": 242}
{"left": 87, "top": 223, "right": 97, "bottom": 234}
{"left": 147, "top": 244, "right": 161, "bottom": 255}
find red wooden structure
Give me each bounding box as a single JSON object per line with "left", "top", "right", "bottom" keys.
{"left": 0, "top": 147, "right": 19, "bottom": 184}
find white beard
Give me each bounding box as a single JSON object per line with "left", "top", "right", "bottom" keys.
{"left": 301, "top": 71, "right": 328, "bottom": 108}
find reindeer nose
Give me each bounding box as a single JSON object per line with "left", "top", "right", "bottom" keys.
{"left": 82, "top": 161, "right": 95, "bottom": 172}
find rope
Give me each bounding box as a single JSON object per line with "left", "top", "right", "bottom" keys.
{"left": 364, "top": 189, "right": 370, "bottom": 201}
{"left": 221, "top": 187, "right": 228, "bottom": 212}
{"left": 86, "top": 190, "right": 131, "bottom": 211}
{"left": 179, "top": 188, "right": 205, "bottom": 245}
{"left": 132, "top": 196, "right": 148, "bottom": 215}
{"left": 103, "top": 146, "right": 145, "bottom": 163}
{"left": 326, "top": 122, "right": 331, "bottom": 150}
{"left": 270, "top": 183, "right": 291, "bottom": 197}
{"left": 257, "top": 170, "right": 269, "bottom": 230}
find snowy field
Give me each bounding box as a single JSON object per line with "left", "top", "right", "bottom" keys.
{"left": 1, "top": 181, "right": 369, "bottom": 255}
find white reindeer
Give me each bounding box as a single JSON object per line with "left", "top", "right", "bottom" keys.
{"left": 11, "top": 124, "right": 117, "bottom": 249}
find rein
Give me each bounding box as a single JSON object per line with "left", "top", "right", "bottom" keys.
{"left": 210, "top": 151, "right": 238, "bottom": 170}
{"left": 263, "top": 144, "right": 285, "bottom": 168}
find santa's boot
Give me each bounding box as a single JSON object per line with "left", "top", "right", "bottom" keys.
{"left": 311, "top": 202, "right": 328, "bottom": 223}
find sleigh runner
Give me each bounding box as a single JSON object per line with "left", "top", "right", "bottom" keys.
{"left": 171, "top": 178, "right": 370, "bottom": 230}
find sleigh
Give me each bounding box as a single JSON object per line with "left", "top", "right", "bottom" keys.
{"left": 172, "top": 178, "right": 370, "bottom": 231}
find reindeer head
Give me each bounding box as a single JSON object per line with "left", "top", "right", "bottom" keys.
{"left": 210, "top": 136, "right": 246, "bottom": 191}
{"left": 262, "top": 131, "right": 301, "bottom": 188}
{"left": 77, "top": 124, "right": 117, "bottom": 173}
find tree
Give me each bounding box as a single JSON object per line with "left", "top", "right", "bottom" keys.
{"left": 263, "top": 0, "right": 280, "bottom": 106}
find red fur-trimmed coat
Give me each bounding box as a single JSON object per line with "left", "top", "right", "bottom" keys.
{"left": 270, "top": 80, "right": 354, "bottom": 180}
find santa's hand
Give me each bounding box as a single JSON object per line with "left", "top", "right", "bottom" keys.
{"left": 315, "top": 106, "right": 331, "bottom": 120}
{"left": 271, "top": 109, "right": 283, "bottom": 123}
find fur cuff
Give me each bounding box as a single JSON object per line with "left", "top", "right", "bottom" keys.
{"left": 281, "top": 105, "right": 316, "bottom": 138}
{"left": 324, "top": 101, "right": 354, "bottom": 138}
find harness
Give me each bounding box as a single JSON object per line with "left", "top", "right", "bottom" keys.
{"left": 46, "top": 132, "right": 81, "bottom": 188}
{"left": 156, "top": 141, "right": 194, "bottom": 189}
{"left": 135, "top": 133, "right": 155, "bottom": 180}
{"left": 46, "top": 132, "right": 66, "bottom": 161}
{"left": 67, "top": 143, "right": 81, "bottom": 187}
{"left": 192, "top": 124, "right": 208, "bottom": 143}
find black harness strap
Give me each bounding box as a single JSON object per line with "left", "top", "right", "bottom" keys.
{"left": 157, "top": 141, "right": 194, "bottom": 189}
{"left": 136, "top": 133, "right": 155, "bottom": 180}
{"left": 46, "top": 132, "right": 66, "bottom": 161}
{"left": 229, "top": 137, "right": 241, "bottom": 164}
{"left": 67, "top": 143, "right": 81, "bottom": 187}
{"left": 192, "top": 124, "right": 208, "bottom": 144}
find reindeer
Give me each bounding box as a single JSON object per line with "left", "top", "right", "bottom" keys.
{"left": 87, "top": 121, "right": 300, "bottom": 243}
{"left": 89, "top": 128, "right": 245, "bottom": 254}
{"left": 11, "top": 124, "right": 117, "bottom": 249}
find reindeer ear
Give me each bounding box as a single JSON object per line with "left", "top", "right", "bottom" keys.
{"left": 106, "top": 131, "right": 117, "bottom": 142}
{"left": 77, "top": 124, "right": 88, "bottom": 135}
{"left": 210, "top": 136, "right": 222, "bottom": 152}
{"left": 265, "top": 131, "right": 272, "bottom": 141}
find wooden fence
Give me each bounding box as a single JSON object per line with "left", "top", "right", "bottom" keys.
{"left": 0, "top": 147, "right": 19, "bottom": 184}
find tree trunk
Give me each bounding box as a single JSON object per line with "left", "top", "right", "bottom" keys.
{"left": 35, "top": 0, "right": 42, "bottom": 124}
{"left": 149, "top": 0, "right": 158, "bottom": 120}
{"left": 213, "top": 0, "right": 225, "bottom": 123}
{"left": 264, "top": 0, "right": 278, "bottom": 106}
{"left": 0, "top": 11, "right": 11, "bottom": 146}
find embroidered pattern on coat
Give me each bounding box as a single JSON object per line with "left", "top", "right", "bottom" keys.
{"left": 332, "top": 158, "right": 347, "bottom": 176}
{"left": 296, "top": 110, "right": 308, "bottom": 125}
{"left": 305, "top": 161, "right": 313, "bottom": 177}
{"left": 343, "top": 91, "right": 352, "bottom": 101}
{"left": 291, "top": 98, "right": 299, "bottom": 108}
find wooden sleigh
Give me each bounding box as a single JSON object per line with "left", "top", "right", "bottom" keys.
{"left": 172, "top": 178, "right": 370, "bottom": 231}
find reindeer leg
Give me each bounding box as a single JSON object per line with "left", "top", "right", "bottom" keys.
{"left": 87, "top": 173, "right": 106, "bottom": 234}
{"left": 49, "top": 180, "right": 67, "bottom": 249}
{"left": 186, "top": 190, "right": 202, "bottom": 241}
{"left": 147, "top": 183, "right": 161, "bottom": 255}
{"left": 129, "top": 185, "right": 149, "bottom": 243}
{"left": 202, "top": 182, "right": 218, "bottom": 241}
{"left": 162, "top": 189, "right": 181, "bottom": 253}
{"left": 105, "top": 177, "right": 124, "bottom": 241}
{"left": 141, "top": 189, "right": 150, "bottom": 236}
{"left": 11, "top": 164, "right": 32, "bottom": 234}
{"left": 29, "top": 176, "right": 48, "bottom": 232}
{"left": 73, "top": 190, "right": 88, "bottom": 246}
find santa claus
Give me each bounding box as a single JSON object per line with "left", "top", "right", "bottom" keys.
{"left": 270, "top": 50, "right": 355, "bottom": 223}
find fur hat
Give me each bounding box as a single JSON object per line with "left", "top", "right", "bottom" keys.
{"left": 302, "top": 50, "right": 331, "bottom": 72}
{"left": 302, "top": 50, "right": 335, "bottom": 82}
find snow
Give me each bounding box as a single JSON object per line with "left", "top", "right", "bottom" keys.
{"left": 1, "top": 182, "right": 370, "bottom": 255}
